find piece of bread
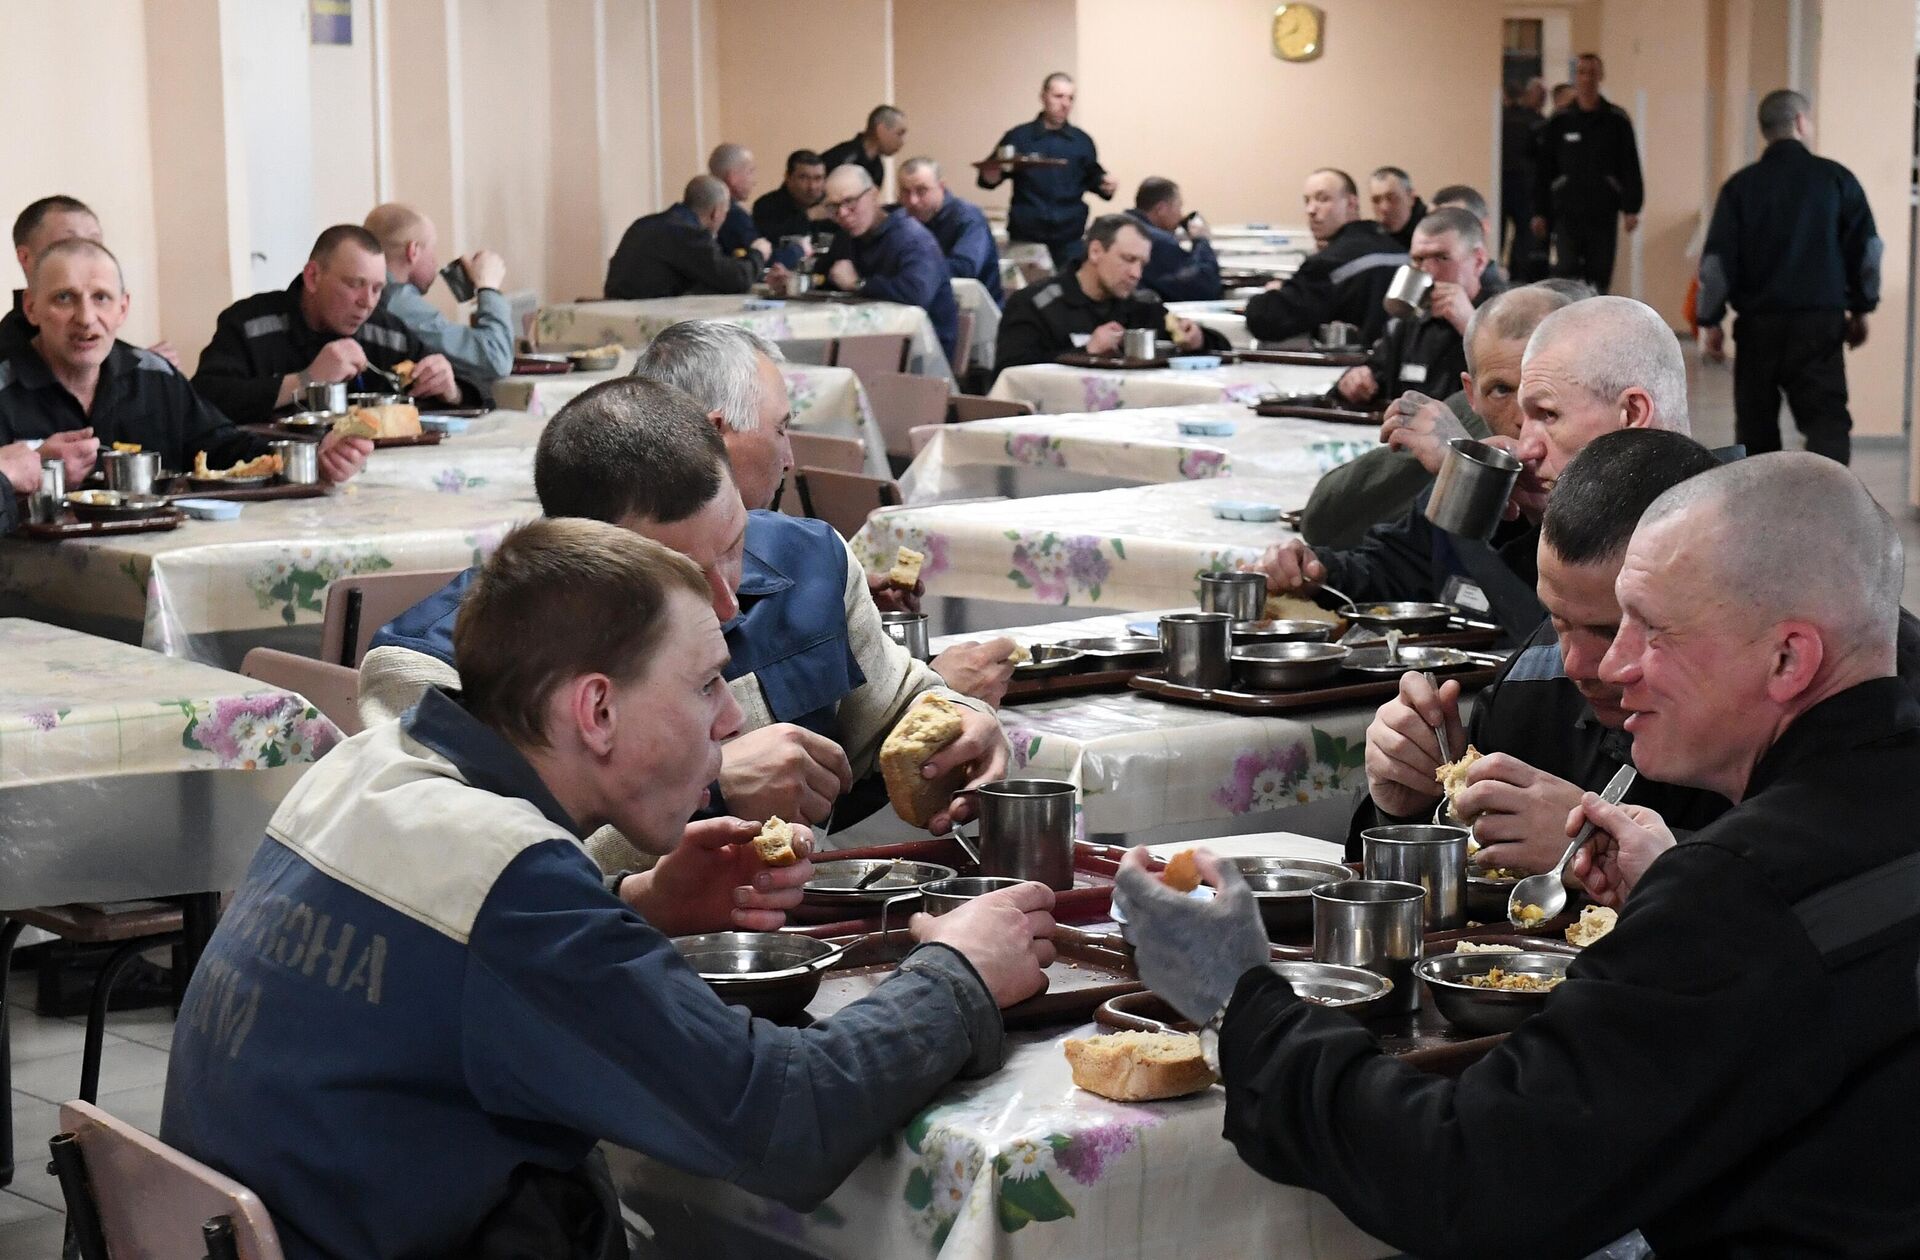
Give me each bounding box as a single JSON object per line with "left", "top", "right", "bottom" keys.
{"left": 1005, "top": 644, "right": 1033, "bottom": 664}
{"left": 393, "top": 359, "right": 416, "bottom": 387}
{"left": 1565, "top": 904, "right": 1618, "bottom": 947}
{"left": 1064, "top": 1031, "right": 1217, "bottom": 1101}
{"left": 1261, "top": 594, "right": 1341, "bottom": 626}
{"left": 1454, "top": 941, "right": 1523, "bottom": 955}
{"left": 752, "top": 816, "right": 799, "bottom": 867}
{"left": 1162, "top": 849, "right": 1201, "bottom": 893}
{"left": 337, "top": 401, "right": 422, "bottom": 440}
{"left": 879, "top": 694, "right": 969, "bottom": 827}
{"left": 193, "top": 450, "right": 283, "bottom": 479}
{"left": 1435, "top": 746, "right": 1483, "bottom": 799}
{"left": 888, "top": 546, "right": 924, "bottom": 589}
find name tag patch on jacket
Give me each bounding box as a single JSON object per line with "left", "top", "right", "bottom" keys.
{"left": 1564, "top": 133, "right": 1582, "bottom": 142}
{"left": 1399, "top": 363, "right": 1428, "bottom": 383}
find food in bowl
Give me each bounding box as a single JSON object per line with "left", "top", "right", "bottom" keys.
{"left": 1261, "top": 595, "right": 1341, "bottom": 626}
{"left": 1454, "top": 941, "right": 1523, "bottom": 955}
{"left": 1513, "top": 902, "right": 1548, "bottom": 927}
{"left": 1462, "top": 967, "right": 1563, "bottom": 993}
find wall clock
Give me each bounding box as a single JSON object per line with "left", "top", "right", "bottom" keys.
{"left": 1272, "top": 4, "right": 1324, "bottom": 62}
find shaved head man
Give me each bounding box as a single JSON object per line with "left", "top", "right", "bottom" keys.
{"left": 706, "top": 143, "right": 762, "bottom": 255}
{"left": 604, "top": 175, "right": 770, "bottom": 300}
{"left": 364, "top": 201, "right": 511, "bottom": 381}
{"left": 1369, "top": 166, "right": 1426, "bottom": 249}
{"left": 817, "top": 165, "right": 962, "bottom": 363}
{"left": 1245, "top": 169, "right": 1407, "bottom": 347}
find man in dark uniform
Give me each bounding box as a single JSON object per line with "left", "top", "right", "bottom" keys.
{"left": 1501, "top": 78, "right": 1549, "bottom": 279}
{"left": 0, "top": 240, "right": 369, "bottom": 519}
{"left": 4, "top": 195, "right": 182, "bottom": 368}
{"left": 1698, "top": 89, "right": 1879, "bottom": 465}
{"left": 993, "top": 215, "right": 1227, "bottom": 373}
{"left": 818, "top": 166, "right": 961, "bottom": 366}
{"left": 1431, "top": 184, "right": 1507, "bottom": 293}
{"left": 1369, "top": 167, "right": 1427, "bottom": 252}
{"left": 193, "top": 225, "right": 486, "bottom": 426}
{"left": 1122, "top": 177, "right": 1222, "bottom": 302}
{"left": 820, "top": 106, "right": 907, "bottom": 193}
{"left": 1532, "top": 53, "right": 1643, "bottom": 292}
{"left": 1244, "top": 169, "right": 1405, "bottom": 347}
{"left": 602, "top": 177, "right": 771, "bottom": 301}
{"left": 1117, "top": 451, "right": 1920, "bottom": 1258}
{"left": 1330, "top": 208, "right": 1498, "bottom": 412}
{"left": 752, "top": 150, "right": 828, "bottom": 248}
{"left": 706, "top": 143, "right": 760, "bottom": 255}
{"left": 896, "top": 158, "right": 1004, "bottom": 306}
{"left": 977, "top": 73, "right": 1116, "bottom": 271}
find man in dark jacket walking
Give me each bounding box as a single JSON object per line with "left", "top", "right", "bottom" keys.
{"left": 1698, "top": 89, "right": 1879, "bottom": 464}
{"left": 1531, "top": 54, "right": 1642, "bottom": 292}
{"left": 977, "top": 73, "right": 1116, "bottom": 270}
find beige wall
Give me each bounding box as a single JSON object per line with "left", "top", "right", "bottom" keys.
{"left": 310, "top": 0, "right": 379, "bottom": 232}
{"left": 459, "top": 2, "right": 556, "bottom": 309}
{"left": 894, "top": 0, "right": 1078, "bottom": 211}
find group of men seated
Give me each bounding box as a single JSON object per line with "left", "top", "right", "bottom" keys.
{"left": 0, "top": 193, "right": 520, "bottom": 529}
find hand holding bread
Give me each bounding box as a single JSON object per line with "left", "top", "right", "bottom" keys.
{"left": 910, "top": 881, "right": 1057, "bottom": 1007}
{"left": 879, "top": 695, "right": 1011, "bottom": 833}
{"left": 624, "top": 816, "right": 816, "bottom": 936}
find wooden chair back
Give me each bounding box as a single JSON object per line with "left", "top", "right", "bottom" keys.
{"left": 318, "top": 568, "right": 466, "bottom": 668}
{"left": 793, "top": 467, "right": 902, "bottom": 539}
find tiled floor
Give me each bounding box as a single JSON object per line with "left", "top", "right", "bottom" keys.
{"left": 1, "top": 347, "right": 1915, "bottom": 1258}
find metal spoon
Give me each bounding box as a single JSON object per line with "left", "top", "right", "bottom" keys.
{"left": 852, "top": 860, "right": 900, "bottom": 892}
{"left": 1425, "top": 671, "right": 1456, "bottom": 825}
{"left": 1317, "top": 582, "right": 1361, "bottom": 614}
{"left": 1507, "top": 764, "right": 1637, "bottom": 927}
{"left": 361, "top": 363, "right": 407, "bottom": 393}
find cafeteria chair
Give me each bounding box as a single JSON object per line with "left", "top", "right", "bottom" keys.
{"left": 948, "top": 394, "right": 1034, "bottom": 423}
{"left": 829, "top": 334, "right": 910, "bottom": 385}
{"left": 239, "top": 648, "right": 365, "bottom": 739}
{"left": 951, "top": 309, "right": 975, "bottom": 378}
{"left": 51, "top": 1100, "right": 285, "bottom": 1260}
{"left": 792, "top": 467, "right": 902, "bottom": 539}
{"left": 908, "top": 424, "right": 942, "bottom": 456}
{"left": 788, "top": 432, "right": 867, "bottom": 474}
{"left": 318, "top": 568, "right": 467, "bottom": 668}
{"left": 861, "top": 372, "right": 951, "bottom": 474}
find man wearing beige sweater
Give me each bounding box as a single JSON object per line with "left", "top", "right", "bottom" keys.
{"left": 359, "top": 376, "right": 1008, "bottom": 866}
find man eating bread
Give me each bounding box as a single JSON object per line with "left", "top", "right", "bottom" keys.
{"left": 165, "top": 517, "right": 1059, "bottom": 1259}
{"left": 191, "top": 224, "right": 490, "bottom": 425}
{"left": 361, "top": 376, "right": 1009, "bottom": 854}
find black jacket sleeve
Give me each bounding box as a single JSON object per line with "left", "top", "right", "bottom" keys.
{"left": 191, "top": 310, "right": 287, "bottom": 426}
{"left": 686, "top": 234, "right": 764, "bottom": 295}
{"left": 1839, "top": 169, "right": 1881, "bottom": 315}
{"left": 1244, "top": 260, "right": 1332, "bottom": 343}
{"left": 1612, "top": 109, "right": 1645, "bottom": 216}
{"left": 1696, "top": 183, "right": 1739, "bottom": 326}
{"left": 1311, "top": 504, "right": 1440, "bottom": 604}
{"left": 992, "top": 292, "right": 1062, "bottom": 371}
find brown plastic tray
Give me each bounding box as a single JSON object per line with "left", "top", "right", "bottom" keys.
{"left": 1230, "top": 348, "right": 1369, "bottom": 368}
{"left": 1129, "top": 663, "right": 1500, "bottom": 715}
{"left": 779, "top": 289, "right": 870, "bottom": 304}
{"left": 15, "top": 508, "right": 184, "bottom": 539}
{"left": 161, "top": 479, "right": 330, "bottom": 504}
{"left": 511, "top": 357, "right": 574, "bottom": 375}
{"left": 1003, "top": 665, "right": 1144, "bottom": 703}
{"left": 1054, "top": 351, "right": 1172, "bottom": 370}
{"left": 1250, "top": 399, "right": 1380, "bottom": 425}
{"left": 971, "top": 155, "right": 1070, "bottom": 170}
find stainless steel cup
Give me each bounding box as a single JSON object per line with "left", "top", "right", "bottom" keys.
{"left": 1313, "top": 879, "right": 1427, "bottom": 1014}
{"left": 30, "top": 459, "right": 65, "bottom": 525}
{"left": 272, "top": 440, "right": 319, "bottom": 485}
{"left": 1361, "top": 825, "right": 1468, "bottom": 930}
{"left": 1122, "top": 328, "right": 1156, "bottom": 360}
{"left": 879, "top": 611, "right": 930, "bottom": 661}
{"left": 787, "top": 270, "right": 813, "bottom": 295}
{"left": 303, "top": 381, "right": 348, "bottom": 414}
{"left": 1199, "top": 570, "right": 1268, "bottom": 622}
{"left": 1316, "top": 320, "right": 1358, "bottom": 348}
{"left": 101, "top": 451, "right": 160, "bottom": 496}
{"left": 997, "top": 143, "right": 1018, "bottom": 162}
{"left": 1381, "top": 265, "right": 1434, "bottom": 318}
{"left": 974, "top": 779, "right": 1077, "bottom": 890}
{"left": 1159, "top": 612, "right": 1232, "bottom": 689}
{"left": 1424, "top": 438, "right": 1524, "bottom": 541}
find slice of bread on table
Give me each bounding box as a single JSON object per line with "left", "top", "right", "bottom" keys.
{"left": 1064, "top": 1031, "right": 1217, "bottom": 1101}
{"left": 880, "top": 694, "right": 968, "bottom": 827}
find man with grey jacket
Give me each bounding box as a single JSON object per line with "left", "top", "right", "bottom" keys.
{"left": 364, "top": 201, "right": 515, "bottom": 382}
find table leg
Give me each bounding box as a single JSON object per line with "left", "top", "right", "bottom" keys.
{"left": 1, "top": 916, "right": 28, "bottom": 1187}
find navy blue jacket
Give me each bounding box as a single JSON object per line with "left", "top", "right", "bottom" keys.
{"left": 1698, "top": 139, "right": 1881, "bottom": 324}
{"left": 1123, "top": 208, "right": 1222, "bottom": 302}
{"left": 371, "top": 512, "right": 865, "bottom": 742}
{"left": 716, "top": 202, "right": 758, "bottom": 255}
{"left": 921, "top": 196, "right": 1004, "bottom": 306}
{"left": 826, "top": 208, "right": 961, "bottom": 364}
{"left": 980, "top": 116, "right": 1108, "bottom": 246}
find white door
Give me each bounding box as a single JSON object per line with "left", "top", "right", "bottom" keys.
{"left": 222, "top": 0, "right": 316, "bottom": 293}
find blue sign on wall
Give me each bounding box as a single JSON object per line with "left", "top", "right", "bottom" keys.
{"left": 311, "top": 0, "right": 352, "bottom": 46}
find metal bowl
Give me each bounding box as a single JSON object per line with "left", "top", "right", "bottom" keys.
{"left": 1012, "top": 644, "right": 1086, "bottom": 676}
{"left": 1058, "top": 635, "right": 1164, "bottom": 669}
{"left": 802, "top": 859, "right": 958, "bottom": 907}
{"left": 347, "top": 392, "right": 408, "bottom": 408}
{"left": 1231, "top": 641, "right": 1350, "bottom": 690}
{"left": 1233, "top": 857, "right": 1353, "bottom": 938}
{"left": 1415, "top": 949, "right": 1572, "bottom": 1035}
{"left": 1341, "top": 645, "right": 1473, "bottom": 675}
{"left": 919, "top": 876, "right": 1025, "bottom": 917}
{"left": 64, "top": 489, "right": 169, "bottom": 520}
{"left": 568, "top": 349, "right": 622, "bottom": 372}
{"left": 672, "top": 930, "right": 841, "bottom": 1020}
{"left": 1466, "top": 870, "right": 1523, "bottom": 921}
{"left": 278, "top": 411, "right": 338, "bottom": 432}
{"left": 186, "top": 474, "right": 275, "bottom": 489}
{"left": 1270, "top": 959, "right": 1394, "bottom": 1012}
{"left": 1344, "top": 601, "right": 1457, "bottom": 633}
{"left": 1232, "top": 619, "right": 1335, "bottom": 645}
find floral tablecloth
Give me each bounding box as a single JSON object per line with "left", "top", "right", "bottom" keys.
{"left": 986, "top": 361, "right": 1342, "bottom": 415}
{"left": 1166, "top": 300, "right": 1252, "bottom": 349}
{"left": 899, "top": 402, "right": 1376, "bottom": 504}
{"left": 0, "top": 484, "right": 538, "bottom": 661}
{"left": 533, "top": 294, "right": 953, "bottom": 382}
{"left": 0, "top": 619, "right": 339, "bottom": 788}
{"left": 933, "top": 611, "right": 1373, "bottom": 836}
{"left": 851, "top": 476, "right": 1310, "bottom": 612}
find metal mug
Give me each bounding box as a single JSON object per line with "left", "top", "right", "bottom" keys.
{"left": 974, "top": 779, "right": 1077, "bottom": 890}
{"left": 302, "top": 381, "right": 348, "bottom": 415}
{"left": 1315, "top": 320, "right": 1358, "bottom": 348}
{"left": 1361, "top": 825, "right": 1468, "bottom": 930}
{"left": 1312, "top": 879, "right": 1426, "bottom": 1014}
{"left": 1159, "top": 612, "right": 1232, "bottom": 689}
{"left": 1424, "top": 438, "right": 1524, "bottom": 541}
{"left": 1198, "top": 570, "right": 1268, "bottom": 622}
{"left": 1121, "top": 327, "right": 1157, "bottom": 361}
{"left": 29, "top": 458, "right": 64, "bottom": 524}
{"left": 1381, "top": 265, "right": 1434, "bottom": 318}
{"left": 879, "top": 611, "right": 930, "bottom": 661}
{"left": 786, "top": 270, "right": 813, "bottom": 295}
{"left": 101, "top": 450, "right": 160, "bottom": 496}
{"left": 439, "top": 257, "right": 477, "bottom": 303}
{"left": 272, "top": 440, "right": 319, "bottom": 486}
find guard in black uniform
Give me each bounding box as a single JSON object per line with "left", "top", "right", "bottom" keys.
{"left": 1117, "top": 453, "right": 1920, "bottom": 1259}
{"left": 978, "top": 73, "right": 1115, "bottom": 271}
{"left": 819, "top": 106, "right": 907, "bottom": 192}
{"left": 1698, "top": 90, "right": 1879, "bottom": 465}
{"left": 1532, "top": 54, "right": 1642, "bottom": 292}
{"left": 1245, "top": 169, "right": 1405, "bottom": 347}
{"left": 993, "top": 215, "right": 1228, "bottom": 373}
